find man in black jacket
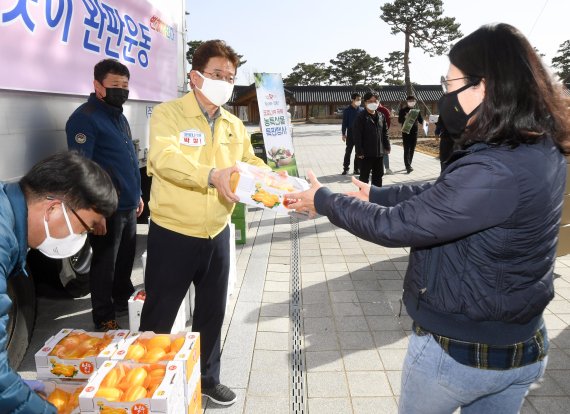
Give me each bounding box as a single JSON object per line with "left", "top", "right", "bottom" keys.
{"left": 66, "top": 59, "right": 144, "bottom": 331}
{"left": 341, "top": 93, "right": 364, "bottom": 175}
{"left": 398, "top": 95, "right": 424, "bottom": 173}
{"left": 353, "top": 91, "right": 390, "bottom": 187}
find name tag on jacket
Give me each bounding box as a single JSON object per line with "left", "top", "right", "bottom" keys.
{"left": 180, "top": 129, "right": 205, "bottom": 146}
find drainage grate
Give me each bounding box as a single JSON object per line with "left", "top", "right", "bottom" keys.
{"left": 290, "top": 217, "right": 306, "bottom": 413}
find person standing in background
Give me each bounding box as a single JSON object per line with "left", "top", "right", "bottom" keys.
{"left": 341, "top": 93, "right": 364, "bottom": 175}
{"left": 398, "top": 95, "right": 424, "bottom": 173}
{"left": 353, "top": 91, "right": 390, "bottom": 187}
{"left": 376, "top": 101, "right": 393, "bottom": 174}
{"left": 66, "top": 58, "right": 144, "bottom": 332}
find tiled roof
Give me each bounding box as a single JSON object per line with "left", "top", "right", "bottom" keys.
{"left": 229, "top": 84, "right": 444, "bottom": 105}
{"left": 230, "top": 83, "right": 570, "bottom": 105}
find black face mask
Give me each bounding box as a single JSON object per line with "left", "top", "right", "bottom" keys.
{"left": 103, "top": 88, "right": 129, "bottom": 108}
{"left": 438, "top": 83, "right": 479, "bottom": 136}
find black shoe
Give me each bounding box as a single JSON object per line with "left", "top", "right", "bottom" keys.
{"left": 341, "top": 169, "right": 348, "bottom": 175}
{"left": 95, "top": 320, "right": 121, "bottom": 332}
{"left": 202, "top": 384, "right": 237, "bottom": 406}
{"left": 353, "top": 169, "right": 360, "bottom": 175}
{"left": 406, "top": 167, "right": 414, "bottom": 173}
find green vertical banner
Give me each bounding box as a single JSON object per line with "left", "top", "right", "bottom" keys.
{"left": 254, "top": 73, "right": 298, "bottom": 177}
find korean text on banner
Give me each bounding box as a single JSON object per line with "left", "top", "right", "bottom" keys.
{"left": 0, "top": 0, "right": 178, "bottom": 102}
{"left": 254, "top": 73, "right": 298, "bottom": 176}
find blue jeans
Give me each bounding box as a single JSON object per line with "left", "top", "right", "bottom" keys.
{"left": 399, "top": 331, "right": 548, "bottom": 414}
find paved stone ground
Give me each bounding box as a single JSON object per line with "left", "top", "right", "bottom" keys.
{"left": 18, "top": 123, "right": 570, "bottom": 413}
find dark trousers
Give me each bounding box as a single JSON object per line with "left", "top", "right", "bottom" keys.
{"left": 89, "top": 209, "right": 136, "bottom": 325}
{"left": 139, "top": 222, "right": 230, "bottom": 388}
{"left": 343, "top": 135, "right": 360, "bottom": 172}
{"left": 359, "top": 156, "right": 384, "bottom": 187}
{"left": 403, "top": 132, "right": 418, "bottom": 170}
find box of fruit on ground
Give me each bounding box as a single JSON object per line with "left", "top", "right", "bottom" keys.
{"left": 78, "top": 360, "right": 185, "bottom": 414}
{"left": 35, "top": 329, "right": 129, "bottom": 380}
{"left": 230, "top": 161, "right": 309, "bottom": 214}
{"left": 41, "top": 381, "right": 85, "bottom": 414}
{"left": 112, "top": 331, "right": 201, "bottom": 410}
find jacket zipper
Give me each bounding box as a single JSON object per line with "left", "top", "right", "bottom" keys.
{"left": 418, "top": 249, "right": 432, "bottom": 310}
{"left": 417, "top": 287, "right": 427, "bottom": 310}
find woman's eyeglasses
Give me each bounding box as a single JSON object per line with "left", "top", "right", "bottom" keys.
{"left": 440, "top": 75, "right": 471, "bottom": 94}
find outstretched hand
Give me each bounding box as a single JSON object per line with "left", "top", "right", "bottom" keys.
{"left": 211, "top": 165, "right": 240, "bottom": 203}
{"left": 284, "top": 170, "right": 322, "bottom": 217}
{"left": 345, "top": 176, "right": 371, "bottom": 202}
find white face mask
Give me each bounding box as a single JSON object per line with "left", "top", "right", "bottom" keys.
{"left": 37, "top": 203, "right": 87, "bottom": 259}
{"left": 366, "top": 102, "right": 379, "bottom": 111}
{"left": 408, "top": 101, "right": 416, "bottom": 107}
{"left": 195, "top": 71, "right": 234, "bottom": 107}
{"left": 353, "top": 100, "right": 361, "bottom": 107}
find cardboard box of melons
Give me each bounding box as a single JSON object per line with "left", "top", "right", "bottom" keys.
{"left": 230, "top": 161, "right": 309, "bottom": 214}
{"left": 40, "top": 380, "right": 85, "bottom": 414}
{"left": 78, "top": 360, "right": 185, "bottom": 414}
{"left": 111, "top": 331, "right": 201, "bottom": 411}
{"left": 35, "top": 329, "right": 129, "bottom": 380}
{"left": 187, "top": 364, "right": 201, "bottom": 414}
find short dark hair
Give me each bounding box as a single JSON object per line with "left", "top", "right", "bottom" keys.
{"left": 351, "top": 93, "right": 361, "bottom": 100}
{"left": 406, "top": 95, "right": 416, "bottom": 101}
{"left": 94, "top": 59, "right": 130, "bottom": 84}
{"left": 20, "top": 152, "right": 118, "bottom": 217}
{"left": 363, "top": 91, "right": 379, "bottom": 102}
{"left": 191, "top": 40, "right": 240, "bottom": 73}
{"left": 449, "top": 23, "right": 570, "bottom": 153}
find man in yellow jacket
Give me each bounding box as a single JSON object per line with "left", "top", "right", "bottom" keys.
{"left": 139, "top": 40, "right": 268, "bottom": 406}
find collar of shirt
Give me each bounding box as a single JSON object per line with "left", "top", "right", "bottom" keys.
{"left": 366, "top": 110, "right": 379, "bottom": 120}
{"left": 182, "top": 91, "right": 238, "bottom": 138}
{"left": 88, "top": 93, "right": 124, "bottom": 116}
{"left": 195, "top": 96, "right": 221, "bottom": 136}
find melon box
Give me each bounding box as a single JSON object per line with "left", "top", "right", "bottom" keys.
{"left": 35, "top": 329, "right": 129, "bottom": 380}
{"left": 111, "top": 331, "right": 201, "bottom": 413}
{"left": 78, "top": 360, "right": 185, "bottom": 414}
{"left": 40, "top": 380, "right": 85, "bottom": 414}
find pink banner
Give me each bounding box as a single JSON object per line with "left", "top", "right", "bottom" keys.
{"left": 0, "top": 0, "right": 179, "bottom": 102}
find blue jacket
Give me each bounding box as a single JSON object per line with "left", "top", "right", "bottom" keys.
{"left": 315, "top": 138, "right": 565, "bottom": 345}
{"left": 341, "top": 105, "right": 364, "bottom": 137}
{"left": 66, "top": 94, "right": 141, "bottom": 211}
{"left": 0, "top": 182, "right": 56, "bottom": 413}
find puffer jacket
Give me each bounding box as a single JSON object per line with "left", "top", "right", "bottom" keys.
{"left": 0, "top": 182, "right": 56, "bottom": 413}
{"left": 352, "top": 110, "right": 390, "bottom": 158}
{"left": 314, "top": 137, "right": 565, "bottom": 345}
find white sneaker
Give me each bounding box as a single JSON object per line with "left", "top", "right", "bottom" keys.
{"left": 385, "top": 168, "right": 393, "bottom": 175}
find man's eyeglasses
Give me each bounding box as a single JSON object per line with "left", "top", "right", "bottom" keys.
{"left": 46, "top": 196, "right": 93, "bottom": 234}
{"left": 202, "top": 70, "right": 236, "bottom": 84}
{"left": 440, "top": 75, "right": 470, "bottom": 94}
{"left": 68, "top": 207, "right": 94, "bottom": 234}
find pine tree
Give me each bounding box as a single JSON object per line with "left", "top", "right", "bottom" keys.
{"left": 380, "top": 0, "right": 462, "bottom": 95}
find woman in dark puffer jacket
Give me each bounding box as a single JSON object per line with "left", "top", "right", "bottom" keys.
{"left": 286, "top": 23, "right": 570, "bottom": 414}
